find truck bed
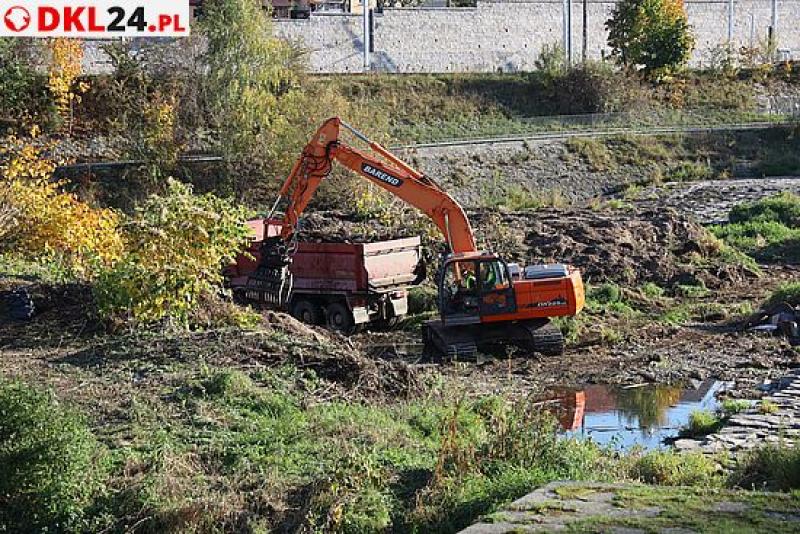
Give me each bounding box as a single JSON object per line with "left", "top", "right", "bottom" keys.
{"left": 226, "top": 219, "right": 423, "bottom": 294}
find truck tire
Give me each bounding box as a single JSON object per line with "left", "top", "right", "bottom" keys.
{"left": 291, "top": 299, "right": 321, "bottom": 325}
{"left": 325, "top": 302, "right": 355, "bottom": 334}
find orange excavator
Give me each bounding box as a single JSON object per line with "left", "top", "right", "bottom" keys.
{"left": 250, "top": 117, "right": 585, "bottom": 358}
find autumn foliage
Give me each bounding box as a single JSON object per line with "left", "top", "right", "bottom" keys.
{"left": 606, "top": 0, "right": 695, "bottom": 75}
{"left": 0, "top": 139, "right": 123, "bottom": 277}
{"left": 94, "top": 179, "right": 252, "bottom": 324}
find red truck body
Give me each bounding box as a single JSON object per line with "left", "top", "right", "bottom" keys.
{"left": 226, "top": 220, "right": 423, "bottom": 330}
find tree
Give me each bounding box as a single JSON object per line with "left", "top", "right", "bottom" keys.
{"left": 606, "top": 0, "right": 695, "bottom": 75}
{"left": 200, "top": 0, "right": 307, "bottom": 199}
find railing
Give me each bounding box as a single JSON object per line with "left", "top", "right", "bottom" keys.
{"left": 392, "top": 107, "right": 800, "bottom": 147}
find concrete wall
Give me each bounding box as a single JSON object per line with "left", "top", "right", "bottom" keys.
{"left": 273, "top": 0, "right": 800, "bottom": 73}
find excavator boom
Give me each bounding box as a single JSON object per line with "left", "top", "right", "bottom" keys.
{"left": 270, "top": 117, "right": 477, "bottom": 254}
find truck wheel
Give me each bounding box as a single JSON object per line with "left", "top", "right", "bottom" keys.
{"left": 291, "top": 299, "right": 321, "bottom": 325}
{"left": 325, "top": 302, "right": 355, "bottom": 334}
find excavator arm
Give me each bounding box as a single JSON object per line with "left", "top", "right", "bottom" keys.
{"left": 268, "top": 117, "right": 477, "bottom": 254}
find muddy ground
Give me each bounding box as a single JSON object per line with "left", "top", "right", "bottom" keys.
{"left": 357, "top": 263, "right": 799, "bottom": 398}
{"left": 2, "top": 179, "right": 798, "bottom": 406}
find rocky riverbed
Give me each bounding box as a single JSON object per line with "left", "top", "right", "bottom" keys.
{"left": 631, "top": 177, "right": 800, "bottom": 224}
{"left": 674, "top": 369, "right": 800, "bottom": 454}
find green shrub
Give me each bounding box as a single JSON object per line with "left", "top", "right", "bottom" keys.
{"left": 675, "top": 282, "right": 709, "bottom": 299}
{"left": 0, "top": 39, "right": 56, "bottom": 129}
{"left": 720, "top": 399, "right": 751, "bottom": 416}
{"left": 551, "top": 62, "right": 619, "bottom": 114}
{"left": 94, "top": 179, "right": 252, "bottom": 325}
{"left": 640, "top": 282, "right": 666, "bottom": 298}
{"left": 588, "top": 283, "right": 622, "bottom": 304}
{"left": 606, "top": 0, "right": 695, "bottom": 75}
{"left": 659, "top": 304, "right": 691, "bottom": 325}
{"left": 408, "top": 285, "right": 439, "bottom": 314}
{"left": 712, "top": 194, "right": 800, "bottom": 262}
{"left": 681, "top": 410, "right": 721, "bottom": 437}
{"left": 758, "top": 399, "right": 779, "bottom": 415}
{"left": 201, "top": 0, "right": 308, "bottom": 196}
{"left": 729, "top": 192, "right": 800, "bottom": 227}
{"left": 0, "top": 381, "right": 106, "bottom": 532}
{"left": 669, "top": 162, "right": 713, "bottom": 182}
{"left": 730, "top": 444, "right": 800, "bottom": 491}
{"left": 409, "top": 399, "right": 612, "bottom": 532}
{"left": 765, "top": 281, "right": 800, "bottom": 307}
{"left": 631, "top": 450, "right": 719, "bottom": 486}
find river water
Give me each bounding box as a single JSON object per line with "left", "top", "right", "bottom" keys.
{"left": 539, "top": 380, "right": 725, "bottom": 449}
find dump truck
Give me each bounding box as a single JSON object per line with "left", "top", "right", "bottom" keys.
{"left": 225, "top": 219, "right": 424, "bottom": 332}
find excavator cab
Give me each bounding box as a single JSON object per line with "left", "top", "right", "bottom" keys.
{"left": 439, "top": 254, "right": 517, "bottom": 325}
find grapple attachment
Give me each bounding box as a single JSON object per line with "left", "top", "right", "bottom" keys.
{"left": 244, "top": 236, "right": 293, "bottom": 307}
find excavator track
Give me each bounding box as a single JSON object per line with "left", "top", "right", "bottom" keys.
{"left": 423, "top": 320, "right": 478, "bottom": 361}
{"left": 525, "top": 320, "right": 566, "bottom": 356}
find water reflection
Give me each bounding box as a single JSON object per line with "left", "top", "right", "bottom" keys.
{"left": 540, "top": 381, "right": 723, "bottom": 450}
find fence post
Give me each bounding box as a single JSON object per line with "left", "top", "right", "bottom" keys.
{"left": 582, "top": 0, "right": 588, "bottom": 62}
{"left": 727, "top": 0, "right": 734, "bottom": 44}
{"left": 769, "top": 0, "right": 778, "bottom": 53}
{"left": 363, "top": 0, "right": 370, "bottom": 71}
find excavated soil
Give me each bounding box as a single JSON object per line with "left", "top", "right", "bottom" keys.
{"left": 295, "top": 206, "right": 757, "bottom": 289}
{"left": 473, "top": 207, "right": 757, "bottom": 288}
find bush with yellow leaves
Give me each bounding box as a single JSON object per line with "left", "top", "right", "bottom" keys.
{"left": 47, "top": 38, "right": 85, "bottom": 132}
{"left": 0, "top": 139, "right": 123, "bottom": 277}
{"left": 94, "top": 179, "right": 252, "bottom": 325}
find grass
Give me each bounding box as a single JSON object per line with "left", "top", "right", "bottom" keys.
{"left": 720, "top": 399, "right": 752, "bottom": 416}
{"left": 567, "top": 484, "right": 800, "bottom": 533}
{"left": 0, "top": 362, "right": 627, "bottom": 533}
{"left": 0, "top": 381, "right": 107, "bottom": 532}
{"left": 675, "top": 281, "right": 710, "bottom": 299}
{"left": 565, "top": 137, "right": 615, "bottom": 172}
{"left": 758, "top": 399, "right": 779, "bottom": 415}
{"left": 322, "top": 72, "right": 783, "bottom": 145}
{"left": 681, "top": 410, "right": 723, "bottom": 438}
{"left": 629, "top": 450, "right": 721, "bottom": 487}
{"left": 731, "top": 443, "right": 800, "bottom": 491}
{"left": 765, "top": 281, "right": 800, "bottom": 307}
{"left": 712, "top": 192, "right": 800, "bottom": 263}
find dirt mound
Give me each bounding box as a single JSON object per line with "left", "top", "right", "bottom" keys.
{"left": 57, "top": 328, "right": 421, "bottom": 398}
{"left": 295, "top": 210, "right": 422, "bottom": 243}
{"left": 0, "top": 281, "right": 420, "bottom": 397}
{"left": 475, "top": 207, "right": 756, "bottom": 288}
{"left": 262, "top": 310, "right": 330, "bottom": 344}
{"left": 291, "top": 207, "right": 756, "bottom": 289}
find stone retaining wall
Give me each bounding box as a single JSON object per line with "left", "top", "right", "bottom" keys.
{"left": 273, "top": 0, "right": 800, "bottom": 73}
{"left": 81, "top": 0, "right": 800, "bottom": 74}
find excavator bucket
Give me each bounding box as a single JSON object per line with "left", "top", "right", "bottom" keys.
{"left": 244, "top": 236, "right": 293, "bottom": 307}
